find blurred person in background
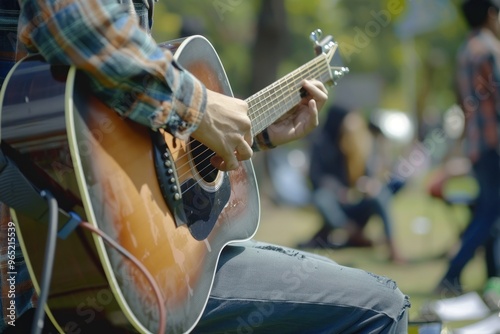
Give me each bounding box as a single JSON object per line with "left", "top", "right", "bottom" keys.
{"left": 298, "top": 104, "right": 406, "bottom": 263}
{"left": 434, "top": 0, "right": 500, "bottom": 296}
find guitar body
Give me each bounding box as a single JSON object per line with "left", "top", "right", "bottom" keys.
{"left": 0, "top": 35, "right": 260, "bottom": 333}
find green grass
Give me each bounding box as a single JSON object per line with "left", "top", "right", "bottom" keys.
{"left": 254, "top": 180, "right": 488, "bottom": 330}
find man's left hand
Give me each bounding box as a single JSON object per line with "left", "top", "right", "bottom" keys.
{"left": 266, "top": 79, "right": 328, "bottom": 146}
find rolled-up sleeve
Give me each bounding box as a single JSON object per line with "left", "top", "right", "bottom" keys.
{"left": 18, "top": 0, "right": 206, "bottom": 139}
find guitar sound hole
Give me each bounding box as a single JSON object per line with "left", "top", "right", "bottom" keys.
{"left": 190, "top": 139, "right": 218, "bottom": 183}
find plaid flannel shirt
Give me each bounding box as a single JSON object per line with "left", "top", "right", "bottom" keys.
{"left": 18, "top": 0, "right": 207, "bottom": 139}
{"left": 456, "top": 28, "right": 500, "bottom": 162}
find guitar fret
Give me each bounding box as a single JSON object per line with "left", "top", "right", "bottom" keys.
{"left": 247, "top": 54, "right": 330, "bottom": 136}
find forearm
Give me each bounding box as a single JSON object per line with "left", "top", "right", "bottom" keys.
{"left": 18, "top": 0, "right": 206, "bottom": 139}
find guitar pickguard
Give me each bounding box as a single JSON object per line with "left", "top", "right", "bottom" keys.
{"left": 180, "top": 173, "right": 231, "bottom": 241}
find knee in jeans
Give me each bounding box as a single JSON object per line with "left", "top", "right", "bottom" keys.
{"left": 367, "top": 272, "right": 411, "bottom": 321}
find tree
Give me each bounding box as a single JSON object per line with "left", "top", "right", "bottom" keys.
{"left": 250, "top": 0, "right": 289, "bottom": 94}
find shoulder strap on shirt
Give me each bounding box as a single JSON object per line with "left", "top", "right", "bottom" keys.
{"left": 130, "top": 0, "right": 158, "bottom": 32}
{"left": 145, "top": 0, "right": 156, "bottom": 29}
{"left": 143, "top": 0, "right": 159, "bottom": 30}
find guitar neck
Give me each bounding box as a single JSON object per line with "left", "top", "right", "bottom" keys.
{"left": 246, "top": 53, "right": 332, "bottom": 136}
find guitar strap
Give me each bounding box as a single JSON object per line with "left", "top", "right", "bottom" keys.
{"left": 0, "top": 141, "right": 84, "bottom": 238}
{"left": 0, "top": 146, "right": 49, "bottom": 221}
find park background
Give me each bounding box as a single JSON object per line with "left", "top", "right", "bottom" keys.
{"left": 153, "top": 0, "right": 489, "bottom": 330}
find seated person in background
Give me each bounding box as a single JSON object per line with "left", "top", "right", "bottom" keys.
{"left": 299, "top": 104, "right": 405, "bottom": 263}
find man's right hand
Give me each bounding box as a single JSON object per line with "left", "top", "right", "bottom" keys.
{"left": 191, "top": 89, "right": 253, "bottom": 171}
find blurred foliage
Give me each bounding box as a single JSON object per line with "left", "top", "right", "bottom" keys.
{"left": 152, "top": 0, "right": 468, "bottom": 133}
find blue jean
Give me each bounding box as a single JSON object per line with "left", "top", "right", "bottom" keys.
{"left": 441, "top": 149, "right": 500, "bottom": 288}
{"left": 195, "top": 240, "right": 410, "bottom": 333}
{"left": 0, "top": 241, "right": 409, "bottom": 333}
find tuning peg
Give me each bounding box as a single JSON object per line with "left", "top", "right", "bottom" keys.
{"left": 332, "top": 67, "right": 350, "bottom": 85}
{"left": 309, "top": 29, "right": 323, "bottom": 45}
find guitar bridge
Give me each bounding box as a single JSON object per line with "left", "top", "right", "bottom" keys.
{"left": 151, "top": 130, "right": 187, "bottom": 226}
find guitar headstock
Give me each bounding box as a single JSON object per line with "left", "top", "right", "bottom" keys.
{"left": 310, "top": 29, "right": 349, "bottom": 86}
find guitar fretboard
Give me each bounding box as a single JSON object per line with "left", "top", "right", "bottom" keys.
{"left": 246, "top": 52, "right": 332, "bottom": 136}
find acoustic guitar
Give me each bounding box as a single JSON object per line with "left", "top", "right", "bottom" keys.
{"left": 0, "top": 32, "right": 347, "bottom": 333}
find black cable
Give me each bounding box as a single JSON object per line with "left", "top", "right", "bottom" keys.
{"left": 31, "top": 190, "right": 58, "bottom": 334}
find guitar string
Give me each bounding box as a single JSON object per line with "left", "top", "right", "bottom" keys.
{"left": 170, "top": 59, "right": 330, "bottom": 184}
{"left": 168, "top": 58, "right": 333, "bottom": 193}
{"left": 248, "top": 65, "right": 333, "bottom": 138}
{"left": 247, "top": 55, "right": 334, "bottom": 133}
{"left": 256, "top": 43, "right": 340, "bottom": 124}
{"left": 171, "top": 59, "right": 332, "bottom": 194}
{"left": 173, "top": 60, "right": 332, "bottom": 186}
